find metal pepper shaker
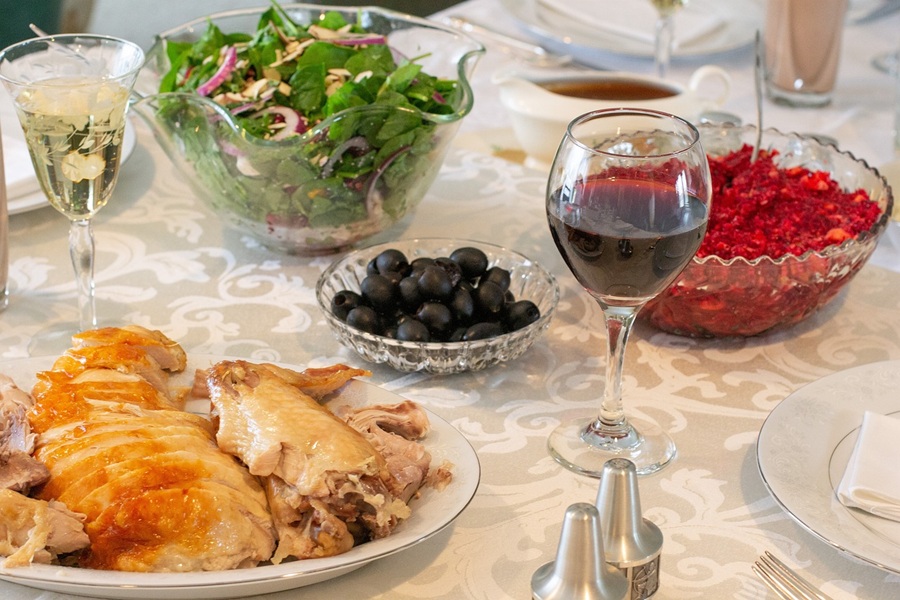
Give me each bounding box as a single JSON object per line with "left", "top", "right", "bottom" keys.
{"left": 531, "top": 502, "right": 628, "bottom": 600}
{"left": 596, "top": 458, "right": 663, "bottom": 599}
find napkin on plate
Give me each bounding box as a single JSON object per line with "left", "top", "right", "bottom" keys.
{"left": 2, "top": 132, "right": 40, "bottom": 200}
{"left": 837, "top": 411, "right": 900, "bottom": 522}
{"left": 536, "top": 0, "right": 724, "bottom": 49}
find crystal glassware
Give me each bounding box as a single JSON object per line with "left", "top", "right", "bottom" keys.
{"left": 649, "top": 0, "right": 687, "bottom": 78}
{"left": 546, "top": 108, "right": 711, "bottom": 476}
{"left": 0, "top": 34, "right": 144, "bottom": 331}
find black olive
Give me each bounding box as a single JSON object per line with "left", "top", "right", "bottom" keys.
{"left": 458, "top": 279, "right": 475, "bottom": 293}
{"left": 449, "top": 287, "right": 475, "bottom": 323}
{"left": 346, "top": 306, "right": 381, "bottom": 334}
{"left": 381, "top": 269, "right": 404, "bottom": 286}
{"left": 450, "top": 247, "right": 489, "bottom": 280}
{"left": 360, "top": 274, "right": 398, "bottom": 313}
{"left": 398, "top": 276, "right": 423, "bottom": 311}
{"left": 330, "top": 290, "right": 364, "bottom": 321}
{"left": 483, "top": 266, "right": 511, "bottom": 292}
{"left": 448, "top": 327, "right": 468, "bottom": 342}
{"left": 416, "top": 302, "right": 453, "bottom": 337}
{"left": 330, "top": 246, "right": 530, "bottom": 345}
{"left": 417, "top": 265, "right": 454, "bottom": 301}
{"left": 474, "top": 280, "right": 506, "bottom": 318}
{"left": 463, "top": 321, "right": 505, "bottom": 341}
{"left": 434, "top": 257, "right": 463, "bottom": 287}
{"left": 396, "top": 318, "right": 431, "bottom": 342}
{"left": 409, "top": 257, "right": 436, "bottom": 276}
{"left": 374, "top": 248, "right": 410, "bottom": 276}
{"left": 506, "top": 300, "right": 541, "bottom": 331}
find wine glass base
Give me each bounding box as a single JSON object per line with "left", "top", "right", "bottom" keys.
{"left": 548, "top": 416, "right": 676, "bottom": 477}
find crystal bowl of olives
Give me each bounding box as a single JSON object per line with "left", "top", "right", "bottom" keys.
{"left": 316, "top": 238, "right": 559, "bottom": 373}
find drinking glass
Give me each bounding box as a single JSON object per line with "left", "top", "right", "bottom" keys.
{"left": 0, "top": 35, "right": 144, "bottom": 331}
{"left": 546, "top": 108, "right": 711, "bottom": 476}
{"left": 649, "top": 0, "right": 687, "bottom": 78}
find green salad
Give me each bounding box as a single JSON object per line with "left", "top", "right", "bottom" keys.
{"left": 153, "top": 3, "right": 465, "bottom": 250}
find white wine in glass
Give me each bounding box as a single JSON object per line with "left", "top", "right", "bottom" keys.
{"left": 0, "top": 35, "right": 143, "bottom": 331}
{"left": 649, "top": 0, "right": 687, "bottom": 78}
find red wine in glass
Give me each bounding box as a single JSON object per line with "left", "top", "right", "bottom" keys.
{"left": 545, "top": 108, "right": 711, "bottom": 476}
{"left": 548, "top": 177, "right": 707, "bottom": 304}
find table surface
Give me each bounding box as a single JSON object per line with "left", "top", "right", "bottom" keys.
{"left": 2, "top": 1, "right": 900, "bottom": 598}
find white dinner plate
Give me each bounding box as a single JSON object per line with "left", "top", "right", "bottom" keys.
{"left": 0, "top": 355, "right": 480, "bottom": 599}
{"left": 757, "top": 360, "right": 900, "bottom": 575}
{"left": 5, "top": 119, "right": 138, "bottom": 216}
{"left": 500, "top": 0, "right": 762, "bottom": 70}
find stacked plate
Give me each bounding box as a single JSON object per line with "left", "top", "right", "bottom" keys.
{"left": 501, "top": 0, "right": 763, "bottom": 70}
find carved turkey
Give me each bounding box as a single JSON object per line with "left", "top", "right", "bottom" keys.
{"left": 27, "top": 326, "right": 276, "bottom": 572}
{"left": 205, "top": 360, "right": 428, "bottom": 563}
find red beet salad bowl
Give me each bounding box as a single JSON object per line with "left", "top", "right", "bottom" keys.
{"left": 642, "top": 124, "right": 894, "bottom": 338}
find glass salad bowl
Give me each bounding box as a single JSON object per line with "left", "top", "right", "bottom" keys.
{"left": 132, "top": 4, "right": 484, "bottom": 254}
{"left": 641, "top": 124, "right": 894, "bottom": 338}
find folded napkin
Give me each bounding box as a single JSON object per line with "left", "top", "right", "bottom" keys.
{"left": 837, "top": 411, "right": 900, "bottom": 522}
{"left": 536, "top": 0, "right": 724, "bottom": 49}
{"left": 2, "top": 132, "right": 40, "bottom": 200}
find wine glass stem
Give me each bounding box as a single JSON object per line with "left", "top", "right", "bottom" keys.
{"left": 654, "top": 12, "right": 675, "bottom": 79}
{"left": 69, "top": 218, "right": 97, "bottom": 331}
{"left": 597, "top": 304, "right": 638, "bottom": 429}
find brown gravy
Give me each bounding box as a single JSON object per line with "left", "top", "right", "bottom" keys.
{"left": 541, "top": 79, "right": 678, "bottom": 101}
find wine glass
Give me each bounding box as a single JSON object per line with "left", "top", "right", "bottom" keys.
{"left": 0, "top": 35, "right": 144, "bottom": 331}
{"left": 546, "top": 108, "right": 711, "bottom": 476}
{"left": 649, "top": 0, "right": 687, "bottom": 78}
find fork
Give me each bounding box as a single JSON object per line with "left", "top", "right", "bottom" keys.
{"left": 752, "top": 551, "right": 835, "bottom": 600}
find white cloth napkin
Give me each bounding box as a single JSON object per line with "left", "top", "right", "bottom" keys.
{"left": 536, "top": 0, "right": 724, "bottom": 49}
{"left": 837, "top": 411, "right": 900, "bottom": 522}
{"left": 2, "top": 132, "right": 40, "bottom": 200}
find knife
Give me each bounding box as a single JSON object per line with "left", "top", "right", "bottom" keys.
{"left": 441, "top": 15, "right": 574, "bottom": 68}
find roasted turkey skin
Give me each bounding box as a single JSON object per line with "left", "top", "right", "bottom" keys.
{"left": 27, "top": 326, "right": 276, "bottom": 572}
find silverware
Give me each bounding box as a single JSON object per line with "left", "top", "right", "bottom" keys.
{"left": 751, "top": 29, "right": 764, "bottom": 163}
{"left": 849, "top": 0, "right": 900, "bottom": 23}
{"left": 441, "top": 15, "right": 573, "bottom": 68}
{"left": 752, "top": 551, "right": 834, "bottom": 600}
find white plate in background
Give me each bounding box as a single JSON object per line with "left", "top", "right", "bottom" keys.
{"left": 501, "top": 0, "right": 762, "bottom": 70}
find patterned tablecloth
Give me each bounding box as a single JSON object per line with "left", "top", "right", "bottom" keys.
{"left": 2, "top": 1, "right": 900, "bottom": 598}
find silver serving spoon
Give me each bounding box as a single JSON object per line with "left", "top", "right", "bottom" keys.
{"left": 751, "top": 30, "right": 764, "bottom": 162}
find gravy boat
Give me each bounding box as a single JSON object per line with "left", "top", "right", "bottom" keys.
{"left": 494, "top": 66, "right": 731, "bottom": 168}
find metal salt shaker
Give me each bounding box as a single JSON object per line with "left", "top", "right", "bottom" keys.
{"left": 596, "top": 458, "right": 664, "bottom": 599}
{"left": 531, "top": 502, "right": 628, "bottom": 600}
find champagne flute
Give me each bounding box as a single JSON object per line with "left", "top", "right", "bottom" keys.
{"left": 0, "top": 35, "right": 144, "bottom": 331}
{"left": 649, "top": 0, "right": 687, "bottom": 78}
{"left": 546, "top": 108, "right": 711, "bottom": 476}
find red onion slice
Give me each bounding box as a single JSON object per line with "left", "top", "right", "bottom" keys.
{"left": 251, "top": 106, "right": 309, "bottom": 140}
{"left": 196, "top": 46, "right": 238, "bottom": 97}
